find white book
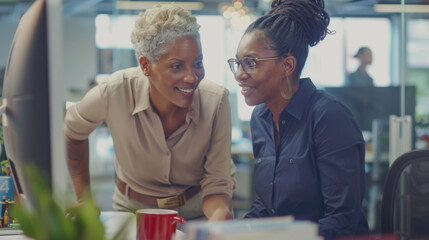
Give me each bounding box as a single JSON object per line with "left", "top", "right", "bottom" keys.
{"left": 182, "top": 216, "right": 322, "bottom": 240}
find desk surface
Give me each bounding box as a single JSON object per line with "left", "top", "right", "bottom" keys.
{"left": 0, "top": 211, "right": 184, "bottom": 240}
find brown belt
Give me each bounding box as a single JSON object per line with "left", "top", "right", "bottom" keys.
{"left": 116, "top": 177, "right": 201, "bottom": 209}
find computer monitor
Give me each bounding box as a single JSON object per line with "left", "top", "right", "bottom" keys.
{"left": 1, "top": 0, "right": 66, "bottom": 208}
{"left": 323, "top": 86, "right": 416, "bottom": 132}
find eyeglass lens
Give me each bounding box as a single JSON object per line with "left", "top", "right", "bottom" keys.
{"left": 228, "top": 58, "right": 255, "bottom": 74}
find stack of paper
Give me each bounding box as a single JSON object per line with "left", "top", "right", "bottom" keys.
{"left": 180, "top": 216, "right": 323, "bottom": 240}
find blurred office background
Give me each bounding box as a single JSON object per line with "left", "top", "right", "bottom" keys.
{"left": 1, "top": 0, "right": 429, "bottom": 234}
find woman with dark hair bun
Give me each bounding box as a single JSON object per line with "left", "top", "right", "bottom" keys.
{"left": 227, "top": 0, "right": 369, "bottom": 239}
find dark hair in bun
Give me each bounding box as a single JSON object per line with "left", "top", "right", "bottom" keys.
{"left": 245, "top": 0, "right": 331, "bottom": 76}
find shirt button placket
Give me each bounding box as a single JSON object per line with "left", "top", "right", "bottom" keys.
{"left": 165, "top": 151, "right": 170, "bottom": 180}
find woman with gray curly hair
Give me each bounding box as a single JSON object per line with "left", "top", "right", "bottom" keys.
{"left": 64, "top": 4, "right": 235, "bottom": 221}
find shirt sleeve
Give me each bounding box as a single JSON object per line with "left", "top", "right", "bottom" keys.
{"left": 64, "top": 83, "right": 109, "bottom": 140}
{"left": 200, "top": 88, "right": 236, "bottom": 198}
{"left": 244, "top": 198, "right": 271, "bottom": 218}
{"left": 313, "top": 101, "right": 367, "bottom": 240}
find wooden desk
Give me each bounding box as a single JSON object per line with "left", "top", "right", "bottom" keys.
{"left": 0, "top": 211, "right": 185, "bottom": 240}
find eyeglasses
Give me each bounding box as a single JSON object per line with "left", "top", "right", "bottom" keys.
{"left": 227, "top": 56, "right": 279, "bottom": 75}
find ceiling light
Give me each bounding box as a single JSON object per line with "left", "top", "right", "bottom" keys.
{"left": 116, "top": 1, "right": 204, "bottom": 11}
{"left": 374, "top": 4, "right": 429, "bottom": 13}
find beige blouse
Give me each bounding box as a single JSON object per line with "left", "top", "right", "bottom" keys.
{"left": 64, "top": 67, "right": 235, "bottom": 199}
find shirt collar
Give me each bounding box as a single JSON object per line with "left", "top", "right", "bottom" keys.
{"left": 284, "top": 78, "right": 316, "bottom": 120}
{"left": 256, "top": 78, "right": 316, "bottom": 121}
{"left": 131, "top": 71, "right": 200, "bottom": 124}
{"left": 132, "top": 70, "right": 151, "bottom": 115}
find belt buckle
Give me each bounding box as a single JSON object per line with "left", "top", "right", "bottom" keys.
{"left": 157, "top": 193, "right": 186, "bottom": 208}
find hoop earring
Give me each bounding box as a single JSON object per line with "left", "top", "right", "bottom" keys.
{"left": 279, "top": 74, "right": 293, "bottom": 100}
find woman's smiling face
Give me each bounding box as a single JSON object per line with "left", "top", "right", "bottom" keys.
{"left": 234, "top": 31, "right": 285, "bottom": 107}
{"left": 144, "top": 35, "right": 205, "bottom": 110}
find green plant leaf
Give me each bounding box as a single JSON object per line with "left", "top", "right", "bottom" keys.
{"left": 11, "top": 165, "right": 109, "bottom": 240}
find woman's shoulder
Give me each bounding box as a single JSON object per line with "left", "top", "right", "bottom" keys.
{"left": 97, "top": 67, "right": 146, "bottom": 94}
{"left": 312, "top": 89, "right": 352, "bottom": 115}
{"left": 103, "top": 67, "right": 143, "bottom": 86}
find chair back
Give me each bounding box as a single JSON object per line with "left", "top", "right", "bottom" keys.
{"left": 380, "top": 148, "right": 429, "bottom": 239}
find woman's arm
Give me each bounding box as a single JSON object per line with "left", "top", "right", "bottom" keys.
{"left": 314, "top": 102, "right": 368, "bottom": 239}
{"left": 64, "top": 85, "right": 108, "bottom": 201}
{"left": 203, "top": 194, "right": 233, "bottom": 221}
{"left": 66, "top": 136, "right": 91, "bottom": 201}
{"left": 199, "top": 87, "right": 235, "bottom": 219}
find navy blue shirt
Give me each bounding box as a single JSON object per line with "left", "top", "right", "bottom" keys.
{"left": 244, "top": 78, "right": 369, "bottom": 240}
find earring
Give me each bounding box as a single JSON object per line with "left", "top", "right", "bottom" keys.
{"left": 143, "top": 69, "right": 149, "bottom": 76}
{"left": 279, "top": 74, "right": 292, "bottom": 100}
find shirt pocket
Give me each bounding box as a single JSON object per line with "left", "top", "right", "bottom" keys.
{"left": 253, "top": 157, "right": 276, "bottom": 203}
{"left": 274, "top": 156, "right": 320, "bottom": 211}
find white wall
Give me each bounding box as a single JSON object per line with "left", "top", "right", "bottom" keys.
{"left": 0, "top": 16, "right": 97, "bottom": 95}
{"left": 63, "top": 16, "right": 97, "bottom": 93}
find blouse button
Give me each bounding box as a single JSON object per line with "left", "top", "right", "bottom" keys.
{"left": 270, "top": 182, "right": 273, "bottom": 185}
{"left": 166, "top": 152, "right": 170, "bottom": 156}
{"left": 271, "top": 209, "right": 275, "bottom": 213}
{"left": 289, "top": 158, "right": 293, "bottom": 163}
{"left": 281, "top": 120, "right": 286, "bottom": 124}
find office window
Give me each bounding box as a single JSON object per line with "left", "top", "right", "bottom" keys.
{"left": 407, "top": 19, "right": 429, "bottom": 123}
{"left": 301, "top": 18, "right": 344, "bottom": 87}
{"left": 343, "top": 18, "right": 391, "bottom": 86}
{"left": 407, "top": 19, "right": 429, "bottom": 68}
{"left": 95, "top": 14, "right": 135, "bottom": 49}
{"left": 197, "top": 16, "right": 226, "bottom": 86}
{"left": 303, "top": 17, "right": 391, "bottom": 87}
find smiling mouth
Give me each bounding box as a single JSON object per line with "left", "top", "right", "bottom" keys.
{"left": 240, "top": 85, "right": 256, "bottom": 97}
{"left": 176, "top": 87, "right": 194, "bottom": 93}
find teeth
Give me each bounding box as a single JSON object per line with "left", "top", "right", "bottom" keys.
{"left": 178, "top": 88, "right": 193, "bottom": 93}
{"left": 242, "top": 87, "right": 251, "bottom": 91}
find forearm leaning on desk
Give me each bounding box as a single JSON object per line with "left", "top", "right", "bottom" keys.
{"left": 203, "top": 194, "right": 233, "bottom": 221}
{"left": 66, "top": 136, "right": 91, "bottom": 201}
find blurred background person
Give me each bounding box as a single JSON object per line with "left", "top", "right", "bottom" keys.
{"left": 346, "top": 46, "right": 374, "bottom": 86}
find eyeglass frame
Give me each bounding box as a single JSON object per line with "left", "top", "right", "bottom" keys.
{"left": 227, "top": 56, "right": 279, "bottom": 75}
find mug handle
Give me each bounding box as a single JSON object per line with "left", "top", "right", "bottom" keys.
{"left": 172, "top": 216, "right": 186, "bottom": 231}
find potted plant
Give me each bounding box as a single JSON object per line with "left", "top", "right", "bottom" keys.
{"left": 11, "top": 165, "right": 132, "bottom": 240}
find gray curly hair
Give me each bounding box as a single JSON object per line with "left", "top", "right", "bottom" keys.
{"left": 131, "top": 4, "right": 200, "bottom": 62}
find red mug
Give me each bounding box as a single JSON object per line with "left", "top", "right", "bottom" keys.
{"left": 136, "top": 209, "right": 185, "bottom": 240}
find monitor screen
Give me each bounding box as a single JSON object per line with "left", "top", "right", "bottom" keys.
{"left": 323, "top": 86, "right": 416, "bottom": 132}
{"left": 1, "top": 0, "right": 66, "bottom": 208}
